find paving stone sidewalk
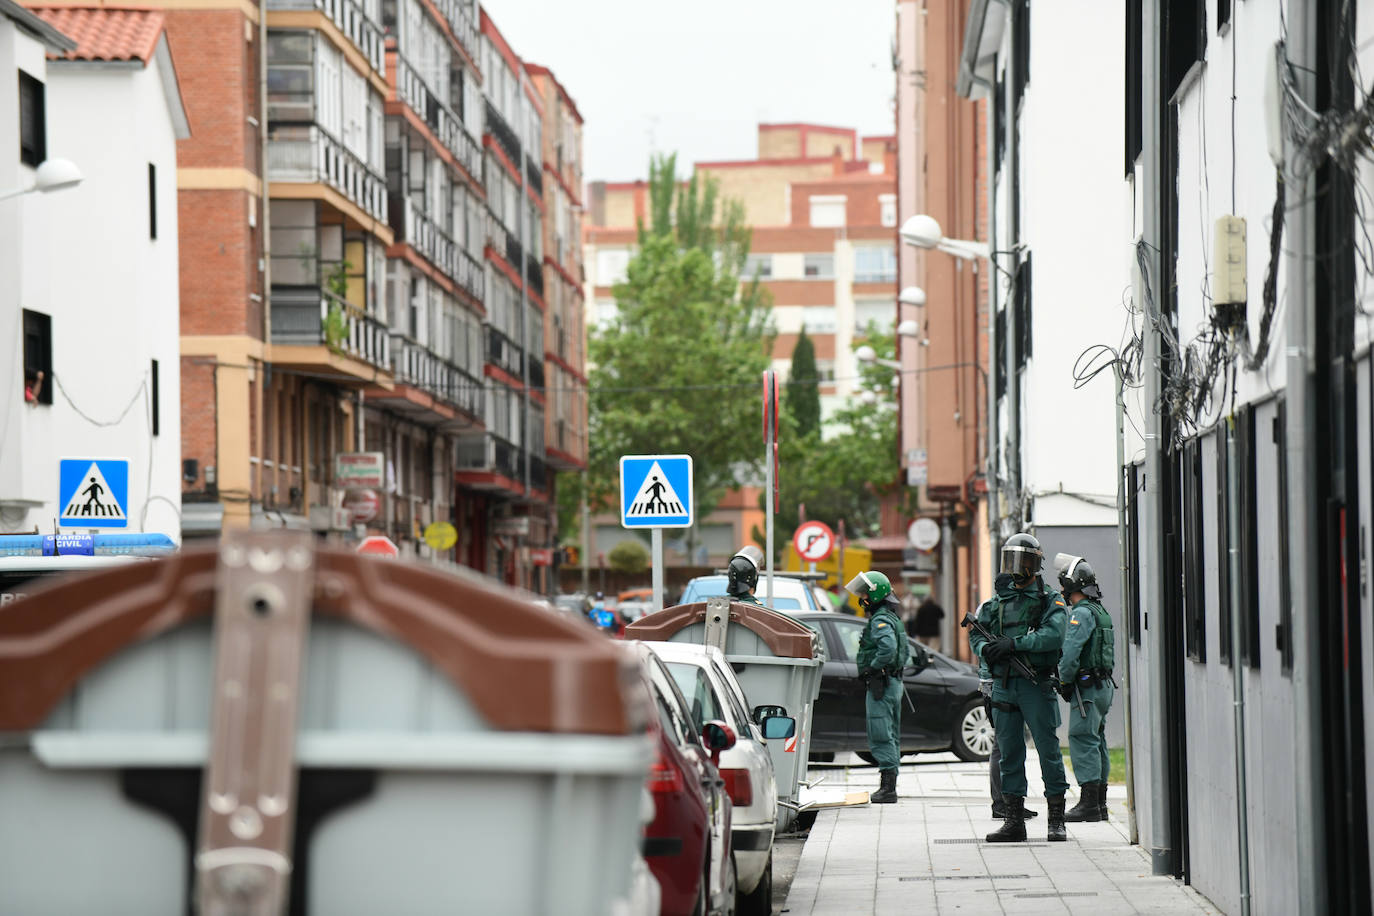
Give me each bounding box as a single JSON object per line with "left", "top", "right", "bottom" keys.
{"left": 782, "top": 752, "right": 1221, "bottom": 916}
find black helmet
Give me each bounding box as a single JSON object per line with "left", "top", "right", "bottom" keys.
{"left": 1000, "top": 532, "right": 1043, "bottom": 582}
{"left": 1054, "top": 553, "right": 1103, "bottom": 599}
{"left": 727, "top": 546, "right": 762, "bottom": 597}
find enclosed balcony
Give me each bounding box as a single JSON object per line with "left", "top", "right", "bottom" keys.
{"left": 368, "top": 335, "right": 484, "bottom": 426}
{"left": 484, "top": 98, "right": 520, "bottom": 166}
{"left": 268, "top": 125, "right": 388, "bottom": 225}
{"left": 392, "top": 55, "right": 481, "bottom": 179}
{"left": 455, "top": 434, "right": 523, "bottom": 491}
{"left": 269, "top": 0, "right": 385, "bottom": 74}
{"left": 426, "top": 0, "right": 479, "bottom": 67}
{"left": 525, "top": 252, "right": 543, "bottom": 299}
{"left": 271, "top": 286, "right": 392, "bottom": 381}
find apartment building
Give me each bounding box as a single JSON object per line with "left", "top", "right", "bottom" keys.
{"left": 583, "top": 124, "right": 897, "bottom": 565}
{"left": 2, "top": 4, "right": 187, "bottom": 538}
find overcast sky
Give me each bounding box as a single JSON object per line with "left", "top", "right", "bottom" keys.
{"left": 480, "top": 0, "right": 896, "bottom": 184}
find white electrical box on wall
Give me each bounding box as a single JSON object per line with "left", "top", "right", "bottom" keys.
{"left": 1212, "top": 215, "right": 1248, "bottom": 310}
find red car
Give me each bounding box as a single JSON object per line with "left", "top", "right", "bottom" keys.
{"left": 630, "top": 642, "right": 738, "bottom": 916}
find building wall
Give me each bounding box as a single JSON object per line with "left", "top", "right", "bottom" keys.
{"left": 4, "top": 51, "right": 184, "bottom": 537}
{"left": 699, "top": 160, "right": 834, "bottom": 226}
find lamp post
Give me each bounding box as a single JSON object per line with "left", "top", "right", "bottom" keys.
{"left": 0, "top": 159, "right": 84, "bottom": 202}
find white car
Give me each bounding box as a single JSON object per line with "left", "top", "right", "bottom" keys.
{"left": 649, "top": 642, "right": 786, "bottom": 916}
{"left": 677, "top": 574, "right": 827, "bottom": 612}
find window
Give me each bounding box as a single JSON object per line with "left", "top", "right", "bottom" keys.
{"left": 1218, "top": 0, "right": 1231, "bottom": 32}
{"left": 22, "top": 310, "right": 52, "bottom": 405}
{"left": 1216, "top": 431, "right": 1233, "bottom": 665}
{"left": 1012, "top": 0, "right": 1030, "bottom": 101}
{"left": 1182, "top": 439, "right": 1205, "bottom": 661}
{"left": 801, "top": 306, "right": 834, "bottom": 334}
{"left": 267, "top": 31, "right": 314, "bottom": 123}
{"left": 270, "top": 200, "right": 318, "bottom": 285}
{"left": 665, "top": 663, "right": 724, "bottom": 732}
{"left": 854, "top": 299, "right": 894, "bottom": 333}
{"left": 596, "top": 248, "right": 630, "bottom": 285}
{"left": 994, "top": 308, "right": 1006, "bottom": 400}
{"left": 148, "top": 164, "right": 157, "bottom": 240}
{"left": 833, "top": 620, "right": 864, "bottom": 661}
{"left": 150, "top": 359, "right": 160, "bottom": 435}
{"left": 1126, "top": 462, "right": 1142, "bottom": 644}
{"left": 1014, "top": 254, "right": 1033, "bottom": 367}
{"left": 1237, "top": 406, "right": 1261, "bottom": 669}
{"left": 1274, "top": 402, "right": 1293, "bottom": 674}
{"left": 879, "top": 194, "right": 897, "bottom": 228}
{"left": 808, "top": 195, "right": 846, "bottom": 228}
{"left": 1164, "top": 0, "right": 1205, "bottom": 100}
{"left": 18, "top": 70, "right": 45, "bottom": 167}
{"left": 744, "top": 253, "right": 772, "bottom": 279}
{"left": 812, "top": 359, "right": 836, "bottom": 382}
{"left": 1125, "top": 0, "right": 1142, "bottom": 176}
{"left": 854, "top": 245, "right": 897, "bottom": 283}
{"left": 803, "top": 253, "right": 834, "bottom": 279}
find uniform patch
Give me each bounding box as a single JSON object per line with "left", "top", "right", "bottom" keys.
{"left": 1056, "top": 600, "right": 1065, "bottom": 606}
{"left": 876, "top": 622, "right": 887, "bottom": 628}
{"left": 1070, "top": 617, "right": 1079, "bottom": 624}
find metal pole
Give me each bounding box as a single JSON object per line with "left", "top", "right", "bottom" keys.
{"left": 1114, "top": 365, "right": 1138, "bottom": 844}
{"left": 1284, "top": 4, "right": 1325, "bottom": 910}
{"left": 1140, "top": 0, "right": 1172, "bottom": 875}
{"left": 1225, "top": 410, "right": 1252, "bottom": 916}
{"left": 651, "top": 527, "right": 664, "bottom": 612}
{"left": 765, "top": 413, "right": 775, "bottom": 608}
{"left": 939, "top": 515, "right": 954, "bottom": 647}
{"left": 580, "top": 482, "right": 590, "bottom": 594}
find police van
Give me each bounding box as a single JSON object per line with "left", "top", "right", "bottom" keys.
{"left": 0, "top": 533, "right": 178, "bottom": 607}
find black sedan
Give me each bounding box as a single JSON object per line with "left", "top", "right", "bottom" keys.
{"left": 791, "top": 611, "right": 993, "bottom": 763}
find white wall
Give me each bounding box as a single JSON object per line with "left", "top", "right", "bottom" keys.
{"left": 1, "top": 54, "right": 183, "bottom": 538}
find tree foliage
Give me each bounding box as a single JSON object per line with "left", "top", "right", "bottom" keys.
{"left": 607, "top": 538, "right": 650, "bottom": 575}
{"left": 785, "top": 329, "right": 821, "bottom": 438}
{"left": 583, "top": 153, "right": 774, "bottom": 522}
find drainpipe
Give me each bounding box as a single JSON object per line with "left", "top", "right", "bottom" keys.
{"left": 969, "top": 65, "right": 1000, "bottom": 567}
{"left": 1004, "top": 0, "right": 1021, "bottom": 534}
{"left": 1140, "top": 0, "right": 1172, "bottom": 876}
{"left": 1224, "top": 396, "right": 1252, "bottom": 916}
{"left": 1282, "top": 5, "right": 1325, "bottom": 912}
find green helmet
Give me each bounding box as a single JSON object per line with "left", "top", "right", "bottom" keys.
{"left": 845, "top": 570, "right": 892, "bottom": 607}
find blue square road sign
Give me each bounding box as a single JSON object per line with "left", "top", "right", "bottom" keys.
{"left": 59, "top": 458, "right": 130, "bottom": 529}
{"left": 620, "top": 455, "right": 693, "bottom": 529}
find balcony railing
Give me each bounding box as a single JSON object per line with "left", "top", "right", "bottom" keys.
{"left": 484, "top": 99, "right": 521, "bottom": 166}
{"left": 456, "top": 434, "right": 520, "bottom": 480}
{"left": 393, "top": 55, "right": 482, "bottom": 180}
{"left": 486, "top": 217, "right": 508, "bottom": 261}
{"left": 427, "top": 0, "right": 479, "bottom": 67}
{"left": 269, "top": 0, "right": 385, "bottom": 73}
{"left": 487, "top": 327, "right": 523, "bottom": 379}
{"left": 525, "top": 157, "right": 543, "bottom": 196}
{"left": 268, "top": 125, "right": 387, "bottom": 223}
{"left": 529, "top": 454, "right": 547, "bottom": 492}
{"left": 395, "top": 196, "right": 458, "bottom": 278}
{"left": 528, "top": 357, "right": 545, "bottom": 391}
{"left": 505, "top": 233, "right": 523, "bottom": 271}
{"left": 525, "top": 252, "right": 543, "bottom": 298}
{"left": 390, "top": 335, "right": 483, "bottom": 418}
{"left": 271, "top": 286, "right": 390, "bottom": 369}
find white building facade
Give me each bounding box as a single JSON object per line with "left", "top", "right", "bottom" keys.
{"left": 0, "top": 3, "right": 188, "bottom": 539}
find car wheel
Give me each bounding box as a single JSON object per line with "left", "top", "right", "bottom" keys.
{"left": 715, "top": 854, "right": 737, "bottom": 916}
{"left": 736, "top": 855, "right": 772, "bottom": 916}
{"left": 953, "top": 698, "right": 995, "bottom": 761}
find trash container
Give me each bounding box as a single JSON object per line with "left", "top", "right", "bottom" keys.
{"left": 0, "top": 530, "right": 652, "bottom": 916}
{"left": 625, "top": 598, "right": 823, "bottom": 830}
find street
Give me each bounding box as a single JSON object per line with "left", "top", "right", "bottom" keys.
{"left": 778, "top": 753, "right": 1218, "bottom": 916}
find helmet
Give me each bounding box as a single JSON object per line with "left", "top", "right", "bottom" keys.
{"left": 594, "top": 591, "right": 604, "bottom": 601}
{"left": 844, "top": 570, "right": 892, "bottom": 608}
{"left": 1000, "top": 532, "right": 1043, "bottom": 582}
{"left": 1054, "top": 553, "right": 1103, "bottom": 599}
{"left": 727, "top": 546, "right": 763, "bottom": 597}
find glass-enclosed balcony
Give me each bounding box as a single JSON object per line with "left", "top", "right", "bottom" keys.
{"left": 272, "top": 286, "right": 391, "bottom": 369}
{"left": 456, "top": 434, "right": 522, "bottom": 483}
{"left": 392, "top": 55, "right": 481, "bottom": 179}
{"left": 425, "top": 0, "right": 478, "bottom": 67}
{"left": 268, "top": 125, "right": 387, "bottom": 223}
{"left": 269, "top": 0, "right": 385, "bottom": 74}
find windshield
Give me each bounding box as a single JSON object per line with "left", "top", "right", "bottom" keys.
{"left": 678, "top": 575, "right": 807, "bottom": 610}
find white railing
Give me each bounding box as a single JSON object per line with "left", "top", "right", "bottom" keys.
{"left": 428, "top": 0, "right": 479, "bottom": 67}
{"left": 390, "top": 335, "right": 483, "bottom": 417}
{"left": 403, "top": 197, "right": 459, "bottom": 278}
{"left": 271, "top": 287, "right": 391, "bottom": 369}
{"left": 393, "top": 55, "right": 482, "bottom": 179}
{"left": 268, "top": 126, "right": 387, "bottom": 223}
{"left": 319, "top": 0, "right": 385, "bottom": 72}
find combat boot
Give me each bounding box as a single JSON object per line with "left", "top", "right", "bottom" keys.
{"left": 985, "top": 795, "right": 1027, "bottom": 842}
{"left": 992, "top": 802, "right": 1038, "bottom": 819}
{"left": 871, "top": 769, "right": 898, "bottom": 804}
{"left": 1096, "top": 781, "right": 1110, "bottom": 821}
{"left": 1064, "top": 783, "right": 1101, "bottom": 822}
{"left": 1046, "top": 794, "right": 1068, "bottom": 842}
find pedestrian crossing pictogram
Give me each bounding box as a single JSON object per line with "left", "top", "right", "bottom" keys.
{"left": 619, "top": 454, "right": 694, "bottom": 529}
{"left": 58, "top": 458, "right": 130, "bottom": 529}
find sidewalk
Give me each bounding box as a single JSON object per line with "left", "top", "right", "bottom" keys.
{"left": 782, "top": 752, "right": 1220, "bottom": 916}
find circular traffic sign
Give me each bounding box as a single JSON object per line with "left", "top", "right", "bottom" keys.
{"left": 356, "top": 535, "right": 399, "bottom": 557}
{"left": 793, "top": 520, "right": 836, "bottom": 562}
{"left": 908, "top": 517, "right": 941, "bottom": 551}
{"left": 344, "top": 488, "right": 381, "bottom": 524}
{"left": 423, "top": 521, "right": 458, "bottom": 551}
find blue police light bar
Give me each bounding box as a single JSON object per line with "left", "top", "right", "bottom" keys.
{"left": 0, "top": 533, "right": 178, "bottom": 558}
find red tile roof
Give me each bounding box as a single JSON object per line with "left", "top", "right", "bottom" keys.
{"left": 31, "top": 7, "right": 164, "bottom": 64}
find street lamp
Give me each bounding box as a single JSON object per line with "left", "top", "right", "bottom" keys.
{"left": 899, "top": 214, "right": 990, "bottom": 262}
{"left": 0, "top": 159, "right": 84, "bottom": 202}
{"left": 899, "top": 286, "right": 927, "bottom": 307}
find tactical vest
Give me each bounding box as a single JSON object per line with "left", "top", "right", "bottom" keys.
{"left": 857, "top": 603, "right": 909, "bottom": 672}
{"left": 989, "top": 579, "right": 1062, "bottom": 670}
{"left": 1077, "top": 600, "right": 1114, "bottom": 673}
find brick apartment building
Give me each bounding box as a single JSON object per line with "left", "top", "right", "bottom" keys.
{"left": 80, "top": 0, "right": 584, "bottom": 586}
{"left": 583, "top": 124, "right": 899, "bottom": 568}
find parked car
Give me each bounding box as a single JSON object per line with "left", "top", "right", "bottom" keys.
{"left": 649, "top": 643, "right": 787, "bottom": 916}
{"left": 789, "top": 611, "right": 993, "bottom": 762}
{"left": 677, "top": 573, "right": 826, "bottom": 612}
{"left": 627, "top": 642, "right": 738, "bottom": 916}
{"left": 618, "top": 599, "right": 655, "bottom": 622}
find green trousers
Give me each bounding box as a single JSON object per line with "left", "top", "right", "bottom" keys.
{"left": 865, "top": 676, "right": 902, "bottom": 771}
{"left": 1067, "top": 681, "right": 1114, "bottom": 784}
{"left": 990, "top": 675, "right": 1069, "bottom": 798}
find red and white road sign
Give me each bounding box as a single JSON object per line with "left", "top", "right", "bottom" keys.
{"left": 793, "top": 520, "right": 836, "bottom": 563}
{"left": 355, "top": 535, "right": 399, "bottom": 557}
{"left": 784, "top": 733, "right": 798, "bottom": 753}
{"left": 344, "top": 488, "right": 381, "bottom": 524}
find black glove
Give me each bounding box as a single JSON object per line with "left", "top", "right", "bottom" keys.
{"left": 1057, "top": 683, "right": 1075, "bottom": 702}
{"left": 982, "top": 636, "right": 1015, "bottom": 663}
{"left": 866, "top": 674, "right": 887, "bottom": 701}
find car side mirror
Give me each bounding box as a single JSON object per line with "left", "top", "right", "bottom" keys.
{"left": 752, "top": 703, "right": 787, "bottom": 725}
{"left": 702, "top": 720, "right": 737, "bottom": 765}
{"left": 761, "top": 715, "right": 796, "bottom": 740}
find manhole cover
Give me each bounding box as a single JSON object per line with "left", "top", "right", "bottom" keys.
{"left": 1015, "top": 892, "right": 1100, "bottom": 899}
{"left": 898, "top": 874, "right": 1032, "bottom": 882}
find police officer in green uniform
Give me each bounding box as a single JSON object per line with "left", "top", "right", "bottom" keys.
{"left": 726, "top": 546, "right": 766, "bottom": 607}
{"left": 846, "top": 570, "right": 909, "bottom": 804}
{"left": 968, "top": 533, "right": 1071, "bottom": 842}
{"left": 1053, "top": 553, "right": 1115, "bottom": 822}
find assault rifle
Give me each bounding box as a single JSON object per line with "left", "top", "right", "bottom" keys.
{"left": 961, "top": 611, "right": 1039, "bottom": 684}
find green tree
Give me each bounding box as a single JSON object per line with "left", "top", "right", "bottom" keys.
{"left": 786, "top": 329, "right": 821, "bottom": 438}
{"left": 586, "top": 153, "right": 774, "bottom": 533}
{"left": 607, "top": 538, "right": 650, "bottom": 576}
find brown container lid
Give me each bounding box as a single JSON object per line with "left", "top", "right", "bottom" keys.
{"left": 0, "top": 542, "right": 647, "bottom": 736}
{"left": 624, "top": 601, "right": 817, "bottom": 659}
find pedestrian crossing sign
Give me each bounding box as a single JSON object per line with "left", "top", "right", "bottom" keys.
{"left": 58, "top": 458, "right": 130, "bottom": 529}
{"left": 620, "top": 454, "right": 693, "bottom": 529}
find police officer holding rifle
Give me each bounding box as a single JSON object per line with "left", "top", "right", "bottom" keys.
{"left": 1054, "top": 553, "right": 1116, "bottom": 822}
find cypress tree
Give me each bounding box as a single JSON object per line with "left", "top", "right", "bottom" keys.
{"left": 787, "top": 328, "right": 822, "bottom": 438}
